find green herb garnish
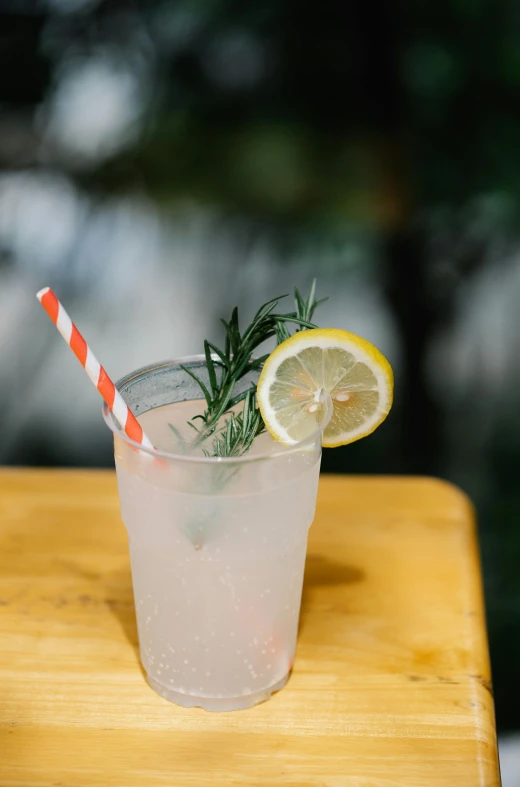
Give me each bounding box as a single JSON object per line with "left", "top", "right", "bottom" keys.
{"left": 181, "top": 281, "right": 327, "bottom": 458}
{"left": 202, "top": 388, "right": 264, "bottom": 458}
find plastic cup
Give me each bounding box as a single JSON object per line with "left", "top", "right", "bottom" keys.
{"left": 103, "top": 357, "right": 324, "bottom": 711}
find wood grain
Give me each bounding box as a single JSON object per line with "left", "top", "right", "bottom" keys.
{"left": 0, "top": 470, "right": 500, "bottom": 786}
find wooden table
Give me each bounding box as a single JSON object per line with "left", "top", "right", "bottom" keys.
{"left": 0, "top": 470, "right": 500, "bottom": 786}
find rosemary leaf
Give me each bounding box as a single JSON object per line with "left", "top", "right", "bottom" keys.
{"left": 305, "top": 279, "right": 317, "bottom": 318}
{"left": 273, "top": 314, "right": 317, "bottom": 330}
{"left": 204, "top": 341, "right": 218, "bottom": 396}
{"left": 181, "top": 365, "right": 213, "bottom": 407}
{"left": 205, "top": 341, "right": 229, "bottom": 368}
{"left": 294, "top": 286, "right": 306, "bottom": 316}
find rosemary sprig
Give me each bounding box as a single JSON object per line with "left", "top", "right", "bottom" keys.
{"left": 275, "top": 279, "right": 328, "bottom": 343}
{"left": 203, "top": 389, "right": 264, "bottom": 458}
{"left": 181, "top": 280, "right": 327, "bottom": 457}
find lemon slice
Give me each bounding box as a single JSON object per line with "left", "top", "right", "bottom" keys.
{"left": 257, "top": 328, "right": 393, "bottom": 447}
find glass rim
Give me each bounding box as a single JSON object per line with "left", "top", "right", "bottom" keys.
{"left": 102, "top": 355, "right": 326, "bottom": 464}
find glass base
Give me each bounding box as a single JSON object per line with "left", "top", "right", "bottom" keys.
{"left": 147, "top": 672, "right": 289, "bottom": 711}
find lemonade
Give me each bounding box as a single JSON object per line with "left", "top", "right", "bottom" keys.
{"left": 109, "top": 364, "right": 323, "bottom": 711}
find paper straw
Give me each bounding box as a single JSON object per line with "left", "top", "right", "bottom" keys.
{"left": 36, "top": 287, "right": 154, "bottom": 451}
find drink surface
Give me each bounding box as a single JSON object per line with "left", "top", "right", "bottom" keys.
{"left": 115, "top": 399, "right": 321, "bottom": 710}
{"left": 137, "top": 398, "right": 283, "bottom": 457}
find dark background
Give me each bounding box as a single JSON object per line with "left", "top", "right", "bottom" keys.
{"left": 1, "top": 0, "right": 519, "bottom": 748}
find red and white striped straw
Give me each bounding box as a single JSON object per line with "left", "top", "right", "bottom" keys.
{"left": 36, "top": 287, "right": 154, "bottom": 451}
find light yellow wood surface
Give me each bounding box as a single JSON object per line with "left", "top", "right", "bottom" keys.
{"left": 0, "top": 470, "right": 500, "bottom": 786}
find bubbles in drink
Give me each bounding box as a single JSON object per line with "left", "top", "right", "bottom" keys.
{"left": 115, "top": 398, "right": 321, "bottom": 710}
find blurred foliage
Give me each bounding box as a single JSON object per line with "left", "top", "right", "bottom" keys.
{"left": 18, "top": 0, "right": 517, "bottom": 233}
{"left": 3, "top": 0, "right": 520, "bottom": 233}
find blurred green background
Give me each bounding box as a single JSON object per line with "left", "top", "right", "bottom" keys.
{"left": 0, "top": 0, "right": 519, "bottom": 745}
